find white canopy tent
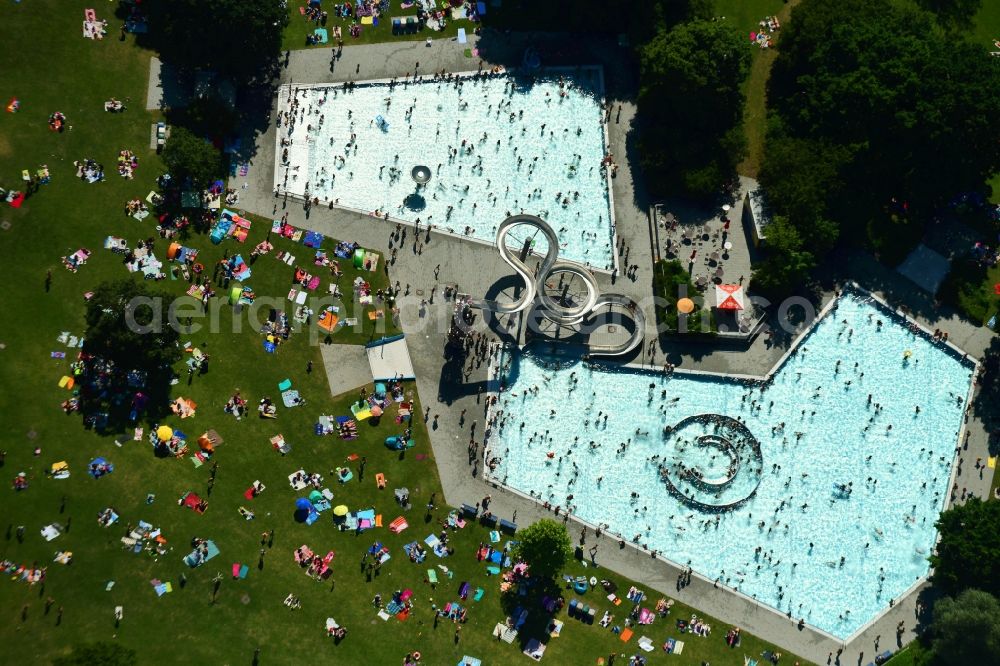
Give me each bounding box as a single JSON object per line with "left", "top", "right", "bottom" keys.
{"left": 366, "top": 335, "right": 416, "bottom": 381}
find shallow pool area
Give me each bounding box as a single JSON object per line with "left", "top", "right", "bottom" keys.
{"left": 488, "top": 291, "right": 975, "bottom": 639}
{"left": 276, "top": 70, "right": 615, "bottom": 268}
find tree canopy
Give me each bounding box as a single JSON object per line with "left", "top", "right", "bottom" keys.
{"left": 54, "top": 642, "right": 137, "bottom": 666}
{"left": 80, "top": 280, "right": 182, "bottom": 427}
{"left": 750, "top": 217, "right": 816, "bottom": 295}
{"left": 929, "top": 498, "right": 1000, "bottom": 598}
{"left": 637, "top": 19, "right": 750, "bottom": 201}
{"left": 926, "top": 589, "right": 1000, "bottom": 666}
{"left": 510, "top": 519, "right": 573, "bottom": 582}
{"left": 162, "top": 126, "right": 226, "bottom": 189}
{"left": 760, "top": 0, "right": 1000, "bottom": 290}
{"left": 144, "top": 0, "right": 287, "bottom": 84}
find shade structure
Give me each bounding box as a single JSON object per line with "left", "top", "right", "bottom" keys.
{"left": 676, "top": 298, "right": 695, "bottom": 314}
{"left": 366, "top": 334, "right": 416, "bottom": 381}
{"left": 333, "top": 505, "right": 349, "bottom": 517}
{"left": 156, "top": 425, "right": 174, "bottom": 441}
{"left": 715, "top": 284, "right": 745, "bottom": 310}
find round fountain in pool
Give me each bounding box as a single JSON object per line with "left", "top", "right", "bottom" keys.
{"left": 659, "top": 414, "right": 763, "bottom": 510}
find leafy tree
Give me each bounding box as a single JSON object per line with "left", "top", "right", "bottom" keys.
{"left": 637, "top": 19, "right": 750, "bottom": 200}
{"left": 971, "top": 338, "right": 1000, "bottom": 434}
{"left": 510, "top": 519, "right": 572, "bottom": 582}
{"left": 84, "top": 280, "right": 181, "bottom": 371}
{"left": 168, "top": 97, "right": 240, "bottom": 140}
{"left": 757, "top": 127, "right": 843, "bottom": 253}
{"left": 54, "top": 642, "right": 137, "bottom": 666}
{"left": 144, "top": 0, "right": 287, "bottom": 84}
{"left": 930, "top": 498, "right": 1000, "bottom": 597}
{"left": 80, "top": 280, "right": 182, "bottom": 427}
{"left": 927, "top": 589, "right": 1000, "bottom": 666}
{"left": 915, "top": 0, "right": 983, "bottom": 30}
{"left": 750, "top": 217, "right": 816, "bottom": 295}
{"left": 162, "top": 127, "right": 226, "bottom": 189}
{"left": 763, "top": 0, "right": 1000, "bottom": 273}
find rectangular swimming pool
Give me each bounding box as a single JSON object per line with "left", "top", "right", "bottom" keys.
{"left": 275, "top": 69, "right": 615, "bottom": 269}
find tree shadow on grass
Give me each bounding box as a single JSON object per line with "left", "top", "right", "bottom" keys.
{"left": 972, "top": 336, "right": 1000, "bottom": 450}
{"left": 496, "top": 577, "right": 563, "bottom": 653}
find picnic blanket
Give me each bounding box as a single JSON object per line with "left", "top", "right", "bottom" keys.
{"left": 282, "top": 390, "right": 302, "bottom": 407}
{"left": 183, "top": 540, "right": 219, "bottom": 567}
{"left": 288, "top": 470, "right": 309, "bottom": 490}
{"left": 523, "top": 638, "right": 546, "bottom": 661}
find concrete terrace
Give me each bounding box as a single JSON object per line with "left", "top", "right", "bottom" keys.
{"left": 223, "top": 34, "right": 998, "bottom": 666}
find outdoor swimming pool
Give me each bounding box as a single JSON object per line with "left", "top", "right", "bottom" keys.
{"left": 275, "top": 70, "right": 615, "bottom": 268}
{"left": 488, "top": 291, "right": 975, "bottom": 639}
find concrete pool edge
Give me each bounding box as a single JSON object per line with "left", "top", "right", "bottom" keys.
{"left": 483, "top": 280, "right": 980, "bottom": 645}
{"left": 273, "top": 65, "right": 620, "bottom": 275}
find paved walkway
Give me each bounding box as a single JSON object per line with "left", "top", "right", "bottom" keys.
{"left": 231, "top": 34, "right": 998, "bottom": 666}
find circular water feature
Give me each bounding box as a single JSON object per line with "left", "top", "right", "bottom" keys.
{"left": 411, "top": 165, "right": 432, "bottom": 185}
{"left": 659, "top": 414, "right": 763, "bottom": 510}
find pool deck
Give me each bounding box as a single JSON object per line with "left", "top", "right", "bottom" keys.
{"left": 235, "top": 34, "right": 998, "bottom": 666}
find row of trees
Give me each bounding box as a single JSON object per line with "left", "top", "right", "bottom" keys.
{"left": 754, "top": 0, "right": 1000, "bottom": 293}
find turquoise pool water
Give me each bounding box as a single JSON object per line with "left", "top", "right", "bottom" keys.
{"left": 278, "top": 71, "right": 614, "bottom": 268}
{"left": 490, "top": 292, "right": 974, "bottom": 639}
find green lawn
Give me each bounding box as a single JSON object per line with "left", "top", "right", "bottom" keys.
{"left": 282, "top": 1, "right": 473, "bottom": 51}
{"left": 989, "top": 173, "right": 1000, "bottom": 204}
{"left": 971, "top": 0, "right": 1000, "bottom": 46}
{"left": 714, "top": 0, "right": 786, "bottom": 33}
{"left": 0, "top": 3, "right": 812, "bottom": 665}
{"left": 714, "top": 0, "right": 796, "bottom": 178}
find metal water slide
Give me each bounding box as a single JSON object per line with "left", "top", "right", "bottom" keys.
{"left": 470, "top": 215, "right": 643, "bottom": 357}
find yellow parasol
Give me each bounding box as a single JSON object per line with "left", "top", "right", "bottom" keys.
{"left": 333, "top": 505, "right": 349, "bottom": 517}
{"left": 156, "top": 425, "right": 174, "bottom": 441}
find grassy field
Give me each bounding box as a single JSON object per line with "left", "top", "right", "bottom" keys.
{"left": 0, "top": 2, "right": 813, "bottom": 665}
{"left": 971, "top": 0, "right": 1000, "bottom": 46}
{"left": 282, "top": 0, "right": 474, "bottom": 51}
{"left": 714, "top": 0, "right": 796, "bottom": 178}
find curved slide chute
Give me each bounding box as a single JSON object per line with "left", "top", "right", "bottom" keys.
{"left": 472, "top": 215, "right": 643, "bottom": 356}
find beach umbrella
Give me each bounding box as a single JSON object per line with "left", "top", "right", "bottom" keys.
{"left": 333, "top": 505, "right": 349, "bottom": 517}
{"left": 156, "top": 425, "right": 173, "bottom": 441}
{"left": 677, "top": 298, "right": 695, "bottom": 314}
{"left": 714, "top": 284, "right": 745, "bottom": 310}
{"left": 295, "top": 497, "right": 313, "bottom": 512}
